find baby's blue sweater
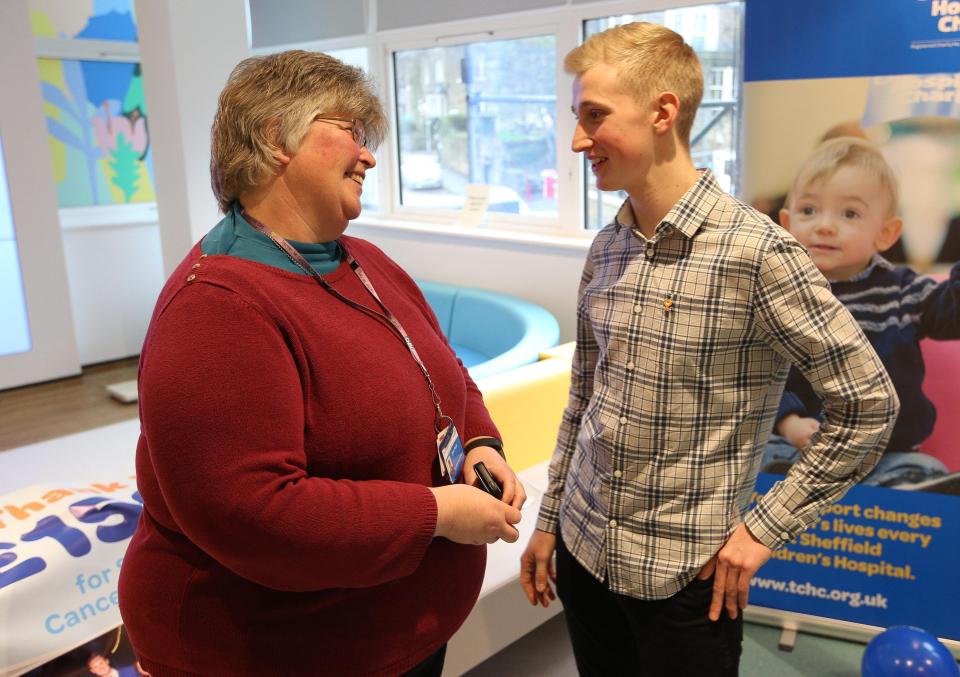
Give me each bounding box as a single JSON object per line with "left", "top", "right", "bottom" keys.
{"left": 777, "top": 255, "right": 960, "bottom": 452}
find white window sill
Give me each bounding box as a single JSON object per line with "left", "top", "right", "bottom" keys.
{"left": 350, "top": 213, "right": 595, "bottom": 255}
{"left": 59, "top": 204, "right": 159, "bottom": 231}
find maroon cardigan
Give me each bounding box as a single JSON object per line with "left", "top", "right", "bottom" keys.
{"left": 119, "top": 236, "right": 499, "bottom": 676}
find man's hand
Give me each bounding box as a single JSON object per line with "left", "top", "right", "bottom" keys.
{"left": 462, "top": 445, "right": 527, "bottom": 510}
{"left": 520, "top": 529, "right": 557, "bottom": 607}
{"left": 697, "top": 522, "right": 773, "bottom": 621}
{"left": 777, "top": 414, "right": 820, "bottom": 449}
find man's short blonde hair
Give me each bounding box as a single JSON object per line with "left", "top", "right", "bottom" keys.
{"left": 787, "top": 137, "right": 899, "bottom": 217}
{"left": 210, "top": 50, "right": 387, "bottom": 213}
{"left": 564, "top": 22, "right": 703, "bottom": 147}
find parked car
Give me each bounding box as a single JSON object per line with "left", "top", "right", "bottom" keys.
{"left": 400, "top": 152, "right": 443, "bottom": 190}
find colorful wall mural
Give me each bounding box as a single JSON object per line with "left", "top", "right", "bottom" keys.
{"left": 30, "top": 0, "right": 155, "bottom": 207}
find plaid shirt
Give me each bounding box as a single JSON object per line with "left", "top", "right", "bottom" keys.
{"left": 536, "top": 170, "right": 898, "bottom": 600}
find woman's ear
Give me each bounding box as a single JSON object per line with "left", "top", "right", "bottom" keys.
{"left": 273, "top": 145, "right": 292, "bottom": 166}
{"left": 876, "top": 215, "right": 903, "bottom": 253}
{"left": 264, "top": 118, "right": 291, "bottom": 166}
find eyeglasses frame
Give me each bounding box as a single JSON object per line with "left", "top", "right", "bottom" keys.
{"left": 313, "top": 115, "right": 367, "bottom": 149}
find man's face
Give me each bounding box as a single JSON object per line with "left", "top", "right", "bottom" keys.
{"left": 571, "top": 63, "right": 656, "bottom": 195}
{"left": 782, "top": 165, "right": 900, "bottom": 281}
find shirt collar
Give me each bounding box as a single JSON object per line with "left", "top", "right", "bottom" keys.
{"left": 612, "top": 169, "right": 723, "bottom": 240}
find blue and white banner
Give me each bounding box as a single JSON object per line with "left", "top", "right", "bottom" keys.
{"left": 743, "top": 0, "right": 960, "bottom": 644}
{"left": 746, "top": 0, "right": 960, "bottom": 82}
{"left": 0, "top": 479, "right": 141, "bottom": 676}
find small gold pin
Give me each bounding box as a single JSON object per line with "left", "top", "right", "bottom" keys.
{"left": 663, "top": 296, "right": 673, "bottom": 312}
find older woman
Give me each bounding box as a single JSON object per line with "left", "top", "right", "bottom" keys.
{"left": 118, "top": 51, "right": 525, "bottom": 677}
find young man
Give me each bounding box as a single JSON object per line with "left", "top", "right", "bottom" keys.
{"left": 519, "top": 23, "right": 898, "bottom": 676}
{"left": 764, "top": 137, "right": 959, "bottom": 486}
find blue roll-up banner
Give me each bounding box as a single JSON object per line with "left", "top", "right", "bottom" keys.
{"left": 744, "top": 0, "right": 960, "bottom": 645}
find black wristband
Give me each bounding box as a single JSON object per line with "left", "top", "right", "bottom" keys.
{"left": 463, "top": 436, "right": 505, "bottom": 461}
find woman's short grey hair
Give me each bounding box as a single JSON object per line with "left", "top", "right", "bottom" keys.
{"left": 210, "top": 50, "right": 387, "bottom": 213}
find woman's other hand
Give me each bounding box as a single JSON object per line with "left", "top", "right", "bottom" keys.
{"left": 462, "top": 446, "right": 527, "bottom": 510}
{"left": 429, "top": 484, "right": 522, "bottom": 544}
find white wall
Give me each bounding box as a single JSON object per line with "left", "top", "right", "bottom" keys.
{"left": 61, "top": 221, "right": 164, "bottom": 364}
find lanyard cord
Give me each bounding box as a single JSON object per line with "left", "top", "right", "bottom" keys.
{"left": 241, "top": 209, "right": 447, "bottom": 431}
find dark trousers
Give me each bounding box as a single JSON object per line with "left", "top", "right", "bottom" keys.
{"left": 401, "top": 644, "right": 446, "bottom": 677}
{"left": 556, "top": 535, "right": 742, "bottom": 677}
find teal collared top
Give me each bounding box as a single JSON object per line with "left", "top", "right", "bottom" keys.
{"left": 201, "top": 204, "right": 342, "bottom": 275}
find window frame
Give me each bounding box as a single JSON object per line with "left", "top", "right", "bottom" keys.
{"left": 250, "top": 0, "right": 744, "bottom": 242}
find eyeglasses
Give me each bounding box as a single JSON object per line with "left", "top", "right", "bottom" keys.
{"left": 313, "top": 115, "right": 367, "bottom": 149}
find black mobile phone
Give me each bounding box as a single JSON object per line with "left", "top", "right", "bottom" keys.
{"left": 473, "top": 461, "right": 503, "bottom": 500}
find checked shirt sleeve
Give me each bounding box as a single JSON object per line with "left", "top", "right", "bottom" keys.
{"left": 747, "top": 239, "right": 899, "bottom": 550}
{"left": 536, "top": 255, "right": 599, "bottom": 534}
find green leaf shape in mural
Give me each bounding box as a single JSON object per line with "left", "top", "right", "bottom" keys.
{"left": 109, "top": 132, "right": 140, "bottom": 202}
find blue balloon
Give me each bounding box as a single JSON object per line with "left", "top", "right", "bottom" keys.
{"left": 862, "top": 626, "right": 960, "bottom": 677}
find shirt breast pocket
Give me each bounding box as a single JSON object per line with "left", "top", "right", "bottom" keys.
{"left": 657, "top": 289, "right": 753, "bottom": 376}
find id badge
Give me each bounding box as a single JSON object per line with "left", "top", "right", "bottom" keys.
{"left": 436, "top": 421, "right": 466, "bottom": 484}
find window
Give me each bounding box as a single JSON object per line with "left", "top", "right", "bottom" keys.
{"left": 31, "top": 0, "right": 156, "bottom": 209}
{"left": 393, "top": 35, "right": 557, "bottom": 217}
{"left": 583, "top": 2, "right": 744, "bottom": 230}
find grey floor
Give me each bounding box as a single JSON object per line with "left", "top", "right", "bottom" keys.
{"left": 465, "top": 614, "right": 864, "bottom": 676}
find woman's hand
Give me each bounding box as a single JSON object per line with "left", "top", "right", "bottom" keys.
{"left": 777, "top": 414, "right": 820, "bottom": 449}
{"left": 429, "top": 484, "right": 522, "bottom": 544}
{"left": 462, "top": 446, "right": 527, "bottom": 510}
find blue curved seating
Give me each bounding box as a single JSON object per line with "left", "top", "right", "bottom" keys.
{"left": 416, "top": 280, "right": 560, "bottom": 380}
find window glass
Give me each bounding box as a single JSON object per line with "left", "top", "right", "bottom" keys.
{"left": 393, "top": 36, "right": 557, "bottom": 216}
{"left": 583, "top": 3, "right": 743, "bottom": 230}
{"left": 0, "top": 135, "right": 32, "bottom": 357}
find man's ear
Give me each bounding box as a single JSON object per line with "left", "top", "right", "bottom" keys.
{"left": 779, "top": 208, "right": 792, "bottom": 232}
{"left": 652, "top": 91, "right": 681, "bottom": 137}
{"left": 876, "top": 215, "right": 903, "bottom": 253}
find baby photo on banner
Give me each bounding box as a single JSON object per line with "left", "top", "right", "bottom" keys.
{"left": 743, "top": 0, "right": 960, "bottom": 645}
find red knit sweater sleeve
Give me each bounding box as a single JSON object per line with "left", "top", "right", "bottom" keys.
{"left": 138, "top": 283, "right": 438, "bottom": 592}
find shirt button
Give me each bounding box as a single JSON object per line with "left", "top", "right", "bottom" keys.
{"left": 199, "top": 253, "right": 208, "bottom": 259}
{"left": 626, "top": 362, "right": 635, "bottom": 370}
{"left": 781, "top": 531, "right": 790, "bottom": 540}
{"left": 619, "top": 416, "right": 628, "bottom": 425}
{"left": 645, "top": 244, "right": 654, "bottom": 258}
{"left": 633, "top": 304, "right": 642, "bottom": 314}
{"left": 186, "top": 274, "right": 196, "bottom": 282}
{"left": 609, "top": 519, "right": 618, "bottom": 528}
{"left": 613, "top": 470, "right": 623, "bottom": 478}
